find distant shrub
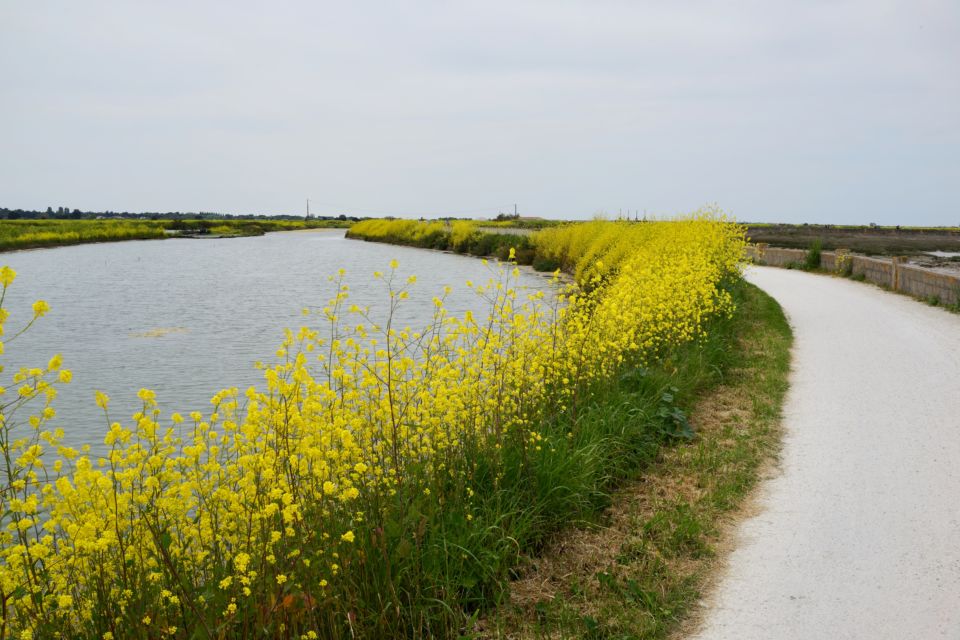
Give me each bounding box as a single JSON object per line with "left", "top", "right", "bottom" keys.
{"left": 532, "top": 255, "right": 561, "bottom": 272}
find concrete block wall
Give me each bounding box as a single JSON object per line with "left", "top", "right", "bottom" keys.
{"left": 896, "top": 265, "right": 960, "bottom": 305}
{"left": 850, "top": 256, "right": 893, "bottom": 286}
{"left": 745, "top": 246, "right": 807, "bottom": 267}
{"left": 746, "top": 245, "right": 960, "bottom": 307}
{"left": 820, "top": 251, "right": 838, "bottom": 271}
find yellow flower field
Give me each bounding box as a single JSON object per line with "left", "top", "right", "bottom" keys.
{"left": 0, "top": 213, "right": 744, "bottom": 639}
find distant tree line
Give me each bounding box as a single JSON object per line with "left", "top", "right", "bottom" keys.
{"left": 0, "top": 206, "right": 364, "bottom": 222}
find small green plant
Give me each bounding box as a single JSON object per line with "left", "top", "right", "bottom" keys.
{"left": 851, "top": 272, "right": 866, "bottom": 282}
{"left": 804, "top": 239, "right": 822, "bottom": 271}
{"left": 656, "top": 387, "right": 693, "bottom": 440}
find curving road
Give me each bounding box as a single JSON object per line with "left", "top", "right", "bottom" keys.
{"left": 693, "top": 266, "right": 960, "bottom": 639}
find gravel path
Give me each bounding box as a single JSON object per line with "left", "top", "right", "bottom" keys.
{"left": 693, "top": 266, "right": 960, "bottom": 639}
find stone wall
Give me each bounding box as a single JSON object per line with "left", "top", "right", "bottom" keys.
{"left": 746, "top": 245, "right": 959, "bottom": 306}
{"left": 745, "top": 246, "right": 807, "bottom": 267}
{"left": 896, "top": 265, "right": 960, "bottom": 304}
{"left": 850, "top": 255, "right": 893, "bottom": 286}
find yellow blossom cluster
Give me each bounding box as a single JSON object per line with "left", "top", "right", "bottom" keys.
{"left": 344, "top": 219, "right": 450, "bottom": 248}
{"left": 0, "top": 213, "right": 744, "bottom": 638}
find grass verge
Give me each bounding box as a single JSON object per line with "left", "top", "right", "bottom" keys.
{"left": 317, "top": 280, "right": 762, "bottom": 638}
{"left": 484, "top": 280, "right": 791, "bottom": 639}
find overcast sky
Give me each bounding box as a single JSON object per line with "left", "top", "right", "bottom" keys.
{"left": 1, "top": 1, "right": 957, "bottom": 224}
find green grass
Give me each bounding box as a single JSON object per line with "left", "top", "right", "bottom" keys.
{"left": 487, "top": 281, "right": 792, "bottom": 639}
{"left": 282, "top": 279, "right": 790, "bottom": 639}
{"left": 0, "top": 218, "right": 349, "bottom": 252}
{"left": 922, "top": 291, "right": 960, "bottom": 314}
{"left": 336, "top": 316, "right": 733, "bottom": 635}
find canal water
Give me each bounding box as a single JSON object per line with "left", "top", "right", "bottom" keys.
{"left": 0, "top": 230, "right": 551, "bottom": 451}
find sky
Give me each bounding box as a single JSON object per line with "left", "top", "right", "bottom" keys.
{"left": 1, "top": 1, "right": 958, "bottom": 225}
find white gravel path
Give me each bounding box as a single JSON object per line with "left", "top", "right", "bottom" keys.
{"left": 693, "top": 266, "right": 960, "bottom": 640}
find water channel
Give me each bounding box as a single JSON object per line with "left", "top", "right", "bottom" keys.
{"left": 0, "top": 230, "right": 551, "bottom": 452}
